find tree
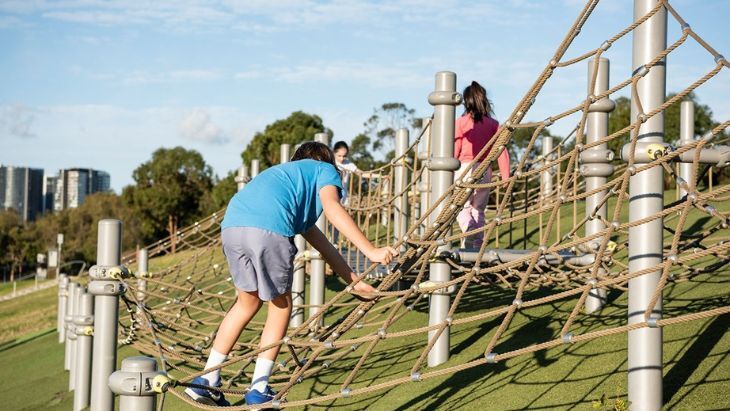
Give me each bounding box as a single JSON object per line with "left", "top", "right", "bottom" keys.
{"left": 242, "top": 111, "right": 329, "bottom": 170}
{"left": 348, "top": 133, "right": 376, "bottom": 170}
{"left": 201, "top": 171, "right": 237, "bottom": 215}
{"left": 607, "top": 92, "right": 717, "bottom": 155}
{"left": 123, "top": 147, "right": 214, "bottom": 249}
{"left": 362, "top": 103, "right": 420, "bottom": 165}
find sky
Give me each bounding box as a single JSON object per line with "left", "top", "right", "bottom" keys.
{"left": 1, "top": 0, "right": 729, "bottom": 193}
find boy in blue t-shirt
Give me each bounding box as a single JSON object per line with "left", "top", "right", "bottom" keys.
{"left": 185, "top": 142, "right": 397, "bottom": 407}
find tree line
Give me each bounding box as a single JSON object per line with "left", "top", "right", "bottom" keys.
{"left": 1, "top": 93, "right": 726, "bottom": 278}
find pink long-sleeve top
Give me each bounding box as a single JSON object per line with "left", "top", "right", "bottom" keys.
{"left": 455, "top": 114, "right": 511, "bottom": 181}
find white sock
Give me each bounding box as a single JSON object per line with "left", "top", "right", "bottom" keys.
{"left": 250, "top": 357, "right": 275, "bottom": 392}
{"left": 202, "top": 348, "right": 228, "bottom": 384}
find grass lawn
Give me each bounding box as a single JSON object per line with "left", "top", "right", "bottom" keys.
{"left": 0, "top": 188, "right": 727, "bottom": 409}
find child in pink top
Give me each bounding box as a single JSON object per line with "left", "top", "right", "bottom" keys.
{"left": 454, "top": 81, "right": 510, "bottom": 248}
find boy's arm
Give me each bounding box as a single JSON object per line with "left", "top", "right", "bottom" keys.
{"left": 302, "top": 225, "right": 359, "bottom": 284}
{"left": 319, "top": 185, "right": 397, "bottom": 264}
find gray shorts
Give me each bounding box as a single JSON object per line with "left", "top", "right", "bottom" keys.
{"left": 221, "top": 227, "right": 298, "bottom": 301}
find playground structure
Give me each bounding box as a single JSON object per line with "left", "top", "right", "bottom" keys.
{"left": 54, "top": 0, "right": 730, "bottom": 410}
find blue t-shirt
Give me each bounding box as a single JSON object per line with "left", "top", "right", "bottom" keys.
{"left": 221, "top": 159, "right": 343, "bottom": 236}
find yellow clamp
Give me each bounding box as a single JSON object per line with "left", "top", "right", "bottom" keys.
{"left": 152, "top": 374, "right": 171, "bottom": 393}
{"left": 108, "top": 265, "right": 131, "bottom": 280}
{"left": 605, "top": 241, "right": 617, "bottom": 253}
{"left": 83, "top": 326, "right": 94, "bottom": 336}
{"left": 646, "top": 143, "right": 669, "bottom": 160}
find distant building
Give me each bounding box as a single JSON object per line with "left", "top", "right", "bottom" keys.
{"left": 0, "top": 165, "right": 44, "bottom": 222}
{"left": 51, "top": 168, "right": 111, "bottom": 212}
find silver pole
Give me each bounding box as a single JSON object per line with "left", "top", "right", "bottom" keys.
{"left": 65, "top": 281, "right": 79, "bottom": 371}
{"left": 136, "top": 249, "right": 148, "bottom": 303}
{"left": 58, "top": 273, "right": 69, "bottom": 343}
{"left": 394, "top": 128, "right": 410, "bottom": 251}
{"left": 678, "top": 101, "right": 695, "bottom": 198}
{"left": 281, "top": 142, "right": 304, "bottom": 327}
{"left": 74, "top": 289, "right": 95, "bottom": 411}
{"left": 308, "top": 133, "right": 329, "bottom": 328}
{"left": 427, "top": 71, "right": 460, "bottom": 366}
{"left": 418, "top": 119, "right": 432, "bottom": 236}
{"left": 90, "top": 219, "right": 124, "bottom": 411}
{"left": 541, "top": 136, "right": 554, "bottom": 199}
{"left": 235, "top": 165, "right": 249, "bottom": 191}
{"left": 628, "top": 1, "right": 666, "bottom": 409}
{"left": 109, "top": 356, "right": 164, "bottom": 411}
{"left": 67, "top": 282, "right": 80, "bottom": 386}
{"left": 584, "top": 57, "right": 615, "bottom": 313}
{"left": 250, "top": 159, "right": 260, "bottom": 179}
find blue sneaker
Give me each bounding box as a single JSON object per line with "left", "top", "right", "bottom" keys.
{"left": 185, "top": 376, "right": 231, "bottom": 406}
{"left": 245, "top": 385, "right": 277, "bottom": 407}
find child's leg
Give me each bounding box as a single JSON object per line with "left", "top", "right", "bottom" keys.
{"left": 202, "top": 290, "right": 262, "bottom": 383}
{"left": 251, "top": 292, "right": 292, "bottom": 392}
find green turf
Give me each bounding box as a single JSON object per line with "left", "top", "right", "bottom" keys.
{"left": 0, "top": 188, "right": 727, "bottom": 409}
{"left": 0, "top": 277, "right": 53, "bottom": 298}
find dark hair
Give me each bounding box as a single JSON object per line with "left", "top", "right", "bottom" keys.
{"left": 291, "top": 141, "right": 341, "bottom": 176}
{"left": 333, "top": 141, "right": 349, "bottom": 152}
{"left": 463, "top": 81, "right": 494, "bottom": 123}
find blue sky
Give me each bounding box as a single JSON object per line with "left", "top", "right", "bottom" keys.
{"left": 1, "top": 0, "right": 728, "bottom": 192}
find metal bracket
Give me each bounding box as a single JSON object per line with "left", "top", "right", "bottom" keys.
{"left": 89, "top": 264, "right": 132, "bottom": 280}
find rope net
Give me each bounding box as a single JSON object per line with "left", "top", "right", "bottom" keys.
{"left": 115, "top": 1, "right": 729, "bottom": 408}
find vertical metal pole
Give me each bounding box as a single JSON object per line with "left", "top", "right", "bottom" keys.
{"left": 136, "top": 249, "right": 148, "bottom": 303}
{"left": 57, "top": 233, "right": 64, "bottom": 278}
{"left": 427, "top": 71, "right": 460, "bottom": 366}
{"left": 281, "top": 143, "right": 304, "bottom": 327}
{"left": 90, "top": 219, "right": 124, "bottom": 411}
{"left": 67, "top": 282, "right": 80, "bottom": 384}
{"left": 74, "top": 289, "right": 95, "bottom": 411}
{"left": 250, "top": 159, "right": 260, "bottom": 179}
{"left": 584, "top": 57, "right": 615, "bottom": 313}
{"left": 235, "top": 165, "right": 249, "bottom": 191}
{"left": 678, "top": 101, "right": 695, "bottom": 197}
{"left": 628, "top": 1, "right": 666, "bottom": 409}
{"left": 417, "top": 119, "right": 432, "bottom": 236}
{"left": 308, "top": 133, "right": 329, "bottom": 328}
{"left": 58, "top": 274, "right": 69, "bottom": 342}
{"left": 65, "top": 281, "right": 79, "bottom": 371}
{"left": 541, "top": 136, "right": 554, "bottom": 199}
{"left": 109, "top": 357, "right": 160, "bottom": 411}
{"left": 394, "top": 128, "right": 410, "bottom": 250}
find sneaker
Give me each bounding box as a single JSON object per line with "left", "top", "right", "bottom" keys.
{"left": 185, "top": 376, "right": 231, "bottom": 406}
{"left": 245, "top": 385, "right": 277, "bottom": 407}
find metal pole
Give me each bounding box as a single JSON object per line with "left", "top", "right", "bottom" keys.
{"left": 67, "top": 282, "right": 80, "bottom": 381}
{"left": 417, "top": 119, "right": 432, "bottom": 236}
{"left": 136, "top": 248, "right": 148, "bottom": 303}
{"left": 58, "top": 273, "right": 69, "bottom": 343}
{"left": 74, "top": 289, "right": 95, "bottom": 411}
{"left": 235, "top": 165, "right": 249, "bottom": 191}
{"left": 280, "top": 143, "right": 305, "bottom": 327}
{"left": 394, "top": 128, "right": 410, "bottom": 251}
{"left": 109, "top": 356, "right": 166, "bottom": 411}
{"left": 427, "top": 71, "right": 460, "bottom": 366}
{"left": 628, "top": 1, "right": 666, "bottom": 409}
{"left": 90, "top": 219, "right": 124, "bottom": 411}
{"left": 65, "top": 281, "right": 79, "bottom": 371}
{"left": 250, "top": 159, "right": 260, "bottom": 179}
{"left": 57, "top": 233, "right": 64, "bottom": 279}
{"left": 678, "top": 101, "right": 695, "bottom": 197}
{"left": 541, "top": 136, "right": 554, "bottom": 199}
{"left": 584, "top": 57, "right": 615, "bottom": 313}
{"left": 308, "top": 133, "right": 329, "bottom": 328}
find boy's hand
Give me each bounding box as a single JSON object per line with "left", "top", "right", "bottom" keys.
{"left": 351, "top": 280, "right": 377, "bottom": 302}
{"left": 365, "top": 246, "right": 398, "bottom": 265}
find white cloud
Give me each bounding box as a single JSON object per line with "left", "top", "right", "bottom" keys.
{"left": 178, "top": 108, "right": 229, "bottom": 144}
{"left": 0, "top": 105, "right": 38, "bottom": 138}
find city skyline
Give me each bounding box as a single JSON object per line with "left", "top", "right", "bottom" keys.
{"left": 2, "top": 0, "right": 729, "bottom": 193}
